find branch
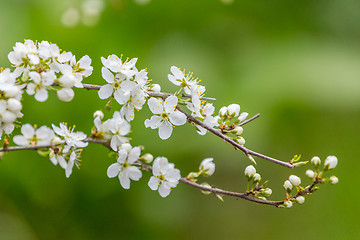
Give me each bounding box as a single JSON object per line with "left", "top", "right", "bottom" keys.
{"left": 0, "top": 139, "right": 318, "bottom": 206}
{"left": 175, "top": 107, "right": 293, "bottom": 168}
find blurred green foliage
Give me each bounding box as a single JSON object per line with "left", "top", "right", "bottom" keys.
{"left": 0, "top": 0, "right": 359, "bottom": 239}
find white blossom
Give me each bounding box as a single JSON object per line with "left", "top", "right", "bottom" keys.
{"left": 148, "top": 157, "right": 181, "bottom": 197}
{"left": 144, "top": 96, "right": 186, "bottom": 140}
{"left": 168, "top": 66, "right": 197, "bottom": 95}
{"left": 13, "top": 124, "right": 55, "bottom": 146}
{"left": 108, "top": 111, "right": 131, "bottom": 151}
{"left": 52, "top": 123, "right": 88, "bottom": 152}
{"left": 284, "top": 200, "right": 293, "bottom": 208}
{"left": 101, "top": 54, "right": 137, "bottom": 78}
{"left": 27, "top": 71, "right": 56, "bottom": 102}
{"left": 107, "top": 147, "right": 143, "bottom": 189}
{"left": 199, "top": 158, "right": 215, "bottom": 177}
{"left": 296, "top": 196, "right": 305, "bottom": 204}
{"left": 310, "top": 156, "right": 321, "bottom": 167}
{"left": 253, "top": 173, "right": 261, "bottom": 182}
{"left": 227, "top": 104, "right": 240, "bottom": 117}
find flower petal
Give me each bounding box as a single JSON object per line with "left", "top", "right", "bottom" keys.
{"left": 158, "top": 120, "right": 173, "bottom": 140}
{"left": 148, "top": 176, "right": 159, "bottom": 190}
{"left": 117, "top": 149, "right": 128, "bottom": 164}
{"left": 35, "top": 89, "right": 48, "bottom": 102}
{"left": 127, "top": 166, "right": 142, "bottom": 181}
{"left": 107, "top": 163, "right": 121, "bottom": 178}
{"left": 128, "top": 147, "right": 141, "bottom": 163}
{"left": 21, "top": 124, "right": 35, "bottom": 138}
{"left": 98, "top": 84, "right": 114, "bottom": 99}
{"left": 13, "top": 135, "right": 28, "bottom": 146}
{"left": 164, "top": 96, "right": 177, "bottom": 113}
{"left": 119, "top": 171, "right": 130, "bottom": 189}
{"left": 169, "top": 111, "right": 187, "bottom": 126}
{"left": 158, "top": 183, "right": 171, "bottom": 197}
{"left": 147, "top": 97, "right": 163, "bottom": 114}
{"left": 144, "top": 115, "right": 162, "bottom": 129}
{"left": 170, "top": 66, "right": 184, "bottom": 79}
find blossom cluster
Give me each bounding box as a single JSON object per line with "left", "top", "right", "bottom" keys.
{"left": 0, "top": 69, "right": 23, "bottom": 139}
{"left": 8, "top": 39, "right": 93, "bottom": 102}
{"left": 244, "top": 165, "right": 272, "bottom": 199}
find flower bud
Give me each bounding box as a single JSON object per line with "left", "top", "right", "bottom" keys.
{"left": 152, "top": 84, "right": 161, "bottom": 93}
{"left": 120, "top": 143, "right": 132, "bottom": 152}
{"left": 142, "top": 153, "right": 154, "bottom": 164}
{"left": 283, "top": 180, "right": 293, "bottom": 192}
{"left": 199, "top": 158, "right": 215, "bottom": 177}
{"left": 227, "top": 104, "right": 240, "bottom": 117}
{"left": 244, "top": 165, "right": 256, "bottom": 180}
{"left": 263, "top": 188, "right": 272, "bottom": 197}
{"left": 93, "top": 110, "right": 104, "bottom": 120}
{"left": 253, "top": 173, "right": 261, "bottom": 183}
{"left": 57, "top": 88, "right": 74, "bottom": 102}
{"left": 289, "top": 175, "right": 301, "bottom": 187}
{"left": 219, "top": 106, "right": 228, "bottom": 117}
{"left": 58, "top": 75, "right": 76, "bottom": 88}
{"left": 238, "top": 112, "right": 248, "bottom": 122}
{"left": 7, "top": 98, "right": 22, "bottom": 112}
{"left": 324, "top": 156, "right": 338, "bottom": 170}
{"left": 284, "top": 200, "right": 293, "bottom": 208}
{"left": 200, "top": 182, "right": 212, "bottom": 195}
{"left": 296, "top": 196, "right": 305, "bottom": 204}
{"left": 305, "top": 169, "right": 315, "bottom": 178}
{"left": 311, "top": 156, "right": 321, "bottom": 167}
{"left": 50, "top": 136, "right": 63, "bottom": 145}
{"left": 236, "top": 137, "right": 245, "bottom": 146}
{"left": 233, "top": 126, "right": 243, "bottom": 136}
{"left": 329, "top": 176, "right": 338, "bottom": 184}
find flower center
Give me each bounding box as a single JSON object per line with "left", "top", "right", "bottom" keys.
{"left": 160, "top": 112, "right": 169, "bottom": 120}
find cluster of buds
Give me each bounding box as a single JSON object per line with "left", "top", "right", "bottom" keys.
{"left": 244, "top": 165, "right": 272, "bottom": 200}
{"left": 217, "top": 104, "right": 248, "bottom": 146}
{"left": 187, "top": 158, "right": 216, "bottom": 181}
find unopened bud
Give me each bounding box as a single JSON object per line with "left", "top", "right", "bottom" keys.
{"left": 219, "top": 106, "right": 228, "bottom": 117}
{"left": 152, "top": 84, "right": 161, "bottom": 93}
{"left": 227, "top": 104, "right": 240, "bottom": 117}
{"left": 329, "top": 176, "right": 338, "bottom": 184}
{"left": 253, "top": 173, "right": 261, "bottom": 183}
{"left": 236, "top": 137, "right": 245, "bottom": 146}
{"left": 289, "top": 175, "right": 301, "bottom": 187}
{"left": 93, "top": 110, "right": 104, "bottom": 119}
{"left": 296, "top": 196, "right": 305, "bottom": 204}
{"left": 284, "top": 200, "right": 293, "bottom": 208}
{"left": 200, "top": 182, "right": 212, "bottom": 195}
{"left": 199, "top": 158, "right": 215, "bottom": 177}
{"left": 244, "top": 165, "right": 256, "bottom": 180}
{"left": 311, "top": 156, "right": 321, "bottom": 167}
{"left": 305, "top": 169, "right": 315, "bottom": 178}
{"left": 263, "top": 188, "right": 272, "bottom": 197}
{"left": 324, "top": 156, "right": 338, "bottom": 170}
{"left": 233, "top": 126, "right": 243, "bottom": 136}
{"left": 142, "top": 153, "right": 154, "bottom": 163}
{"left": 283, "top": 180, "right": 293, "bottom": 192}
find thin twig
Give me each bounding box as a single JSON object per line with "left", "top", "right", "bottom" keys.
{"left": 239, "top": 113, "right": 260, "bottom": 126}
{"left": 176, "top": 106, "right": 293, "bottom": 168}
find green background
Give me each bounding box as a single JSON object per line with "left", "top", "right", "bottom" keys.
{"left": 0, "top": 0, "right": 358, "bottom": 239}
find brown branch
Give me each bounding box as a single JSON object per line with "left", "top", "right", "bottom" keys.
{"left": 239, "top": 113, "right": 260, "bottom": 126}
{"left": 175, "top": 107, "right": 293, "bottom": 168}
{"left": 0, "top": 138, "right": 318, "bottom": 207}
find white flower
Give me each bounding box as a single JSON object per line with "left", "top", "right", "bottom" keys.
{"left": 151, "top": 84, "right": 161, "bottom": 93}
{"left": 196, "top": 103, "right": 219, "bottom": 135}
{"left": 52, "top": 123, "right": 88, "bottom": 152}
{"left": 233, "top": 126, "right": 243, "bottom": 136}
{"left": 101, "top": 54, "right": 137, "bottom": 78}
{"left": 244, "top": 165, "right": 256, "bottom": 179}
{"left": 26, "top": 71, "right": 56, "bottom": 102}
{"left": 65, "top": 151, "right": 79, "bottom": 178}
{"left": 59, "top": 64, "right": 83, "bottom": 88}
{"left": 238, "top": 112, "right": 249, "bottom": 122}
{"left": 296, "top": 196, "right": 305, "bottom": 204}
{"left": 144, "top": 96, "right": 186, "bottom": 140}
{"left": 199, "top": 158, "right": 215, "bottom": 177}
{"left": 13, "top": 124, "right": 55, "bottom": 146}
{"left": 329, "top": 176, "right": 338, "bottom": 184}
{"left": 219, "top": 106, "right": 228, "bottom": 117}
{"left": 142, "top": 153, "right": 154, "bottom": 163}
{"left": 305, "top": 169, "right": 315, "bottom": 178}
{"left": 49, "top": 151, "right": 68, "bottom": 169}
{"left": 107, "top": 147, "right": 143, "bottom": 189}
{"left": 289, "top": 175, "right": 301, "bottom": 187}
{"left": 108, "top": 111, "right": 131, "bottom": 151}
{"left": 148, "top": 157, "right": 181, "bottom": 197}
{"left": 283, "top": 180, "right": 293, "bottom": 192}
{"left": 119, "top": 86, "right": 147, "bottom": 122}
{"left": 324, "top": 156, "right": 338, "bottom": 170}
{"left": 73, "top": 55, "right": 93, "bottom": 77}
{"left": 8, "top": 40, "right": 39, "bottom": 67}
{"left": 7, "top": 98, "right": 22, "bottom": 113}
{"left": 167, "top": 66, "right": 197, "bottom": 95}
{"left": 310, "top": 156, "right": 321, "bottom": 167}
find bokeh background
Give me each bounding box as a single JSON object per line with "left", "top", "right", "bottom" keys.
{"left": 0, "top": 0, "right": 359, "bottom": 239}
